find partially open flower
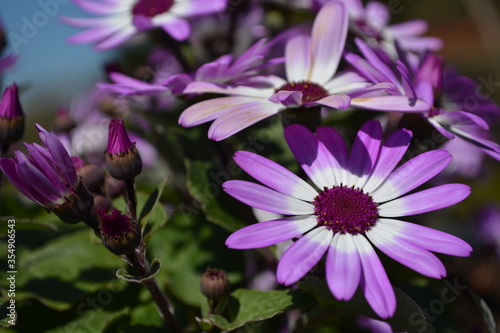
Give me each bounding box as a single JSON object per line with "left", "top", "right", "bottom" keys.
{"left": 98, "top": 209, "right": 141, "bottom": 255}
{"left": 0, "top": 124, "right": 93, "bottom": 224}
{"left": 0, "top": 83, "right": 25, "bottom": 149}
{"left": 105, "top": 118, "right": 142, "bottom": 180}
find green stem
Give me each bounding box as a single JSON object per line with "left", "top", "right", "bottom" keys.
{"left": 126, "top": 251, "right": 180, "bottom": 333}
{"left": 124, "top": 179, "right": 138, "bottom": 221}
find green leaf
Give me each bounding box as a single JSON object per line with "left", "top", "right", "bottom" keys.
{"left": 45, "top": 308, "right": 129, "bottom": 333}
{"left": 185, "top": 159, "right": 246, "bottom": 232}
{"left": 138, "top": 178, "right": 169, "bottom": 239}
{"left": 469, "top": 289, "right": 497, "bottom": 333}
{"left": 298, "top": 275, "right": 435, "bottom": 333}
{"left": 208, "top": 288, "right": 314, "bottom": 331}
{"left": 116, "top": 258, "right": 161, "bottom": 283}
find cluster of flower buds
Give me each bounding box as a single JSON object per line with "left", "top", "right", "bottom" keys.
{"left": 0, "top": 116, "right": 144, "bottom": 257}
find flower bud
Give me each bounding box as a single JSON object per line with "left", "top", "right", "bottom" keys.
{"left": 0, "top": 83, "right": 25, "bottom": 148}
{"left": 91, "top": 194, "right": 111, "bottom": 217}
{"left": 98, "top": 209, "right": 141, "bottom": 255}
{"left": 76, "top": 162, "right": 106, "bottom": 193}
{"left": 105, "top": 118, "right": 142, "bottom": 180}
{"left": 104, "top": 174, "right": 126, "bottom": 198}
{"left": 53, "top": 107, "right": 76, "bottom": 133}
{"left": 200, "top": 268, "right": 230, "bottom": 300}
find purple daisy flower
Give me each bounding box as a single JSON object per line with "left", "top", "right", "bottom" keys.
{"left": 61, "top": 0, "right": 227, "bottom": 50}
{"left": 223, "top": 120, "right": 472, "bottom": 318}
{"left": 338, "top": 0, "right": 442, "bottom": 53}
{"left": 179, "top": 1, "right": 409, "bottom": 141}
{"left": 346, "top": 39, "right": 500, "bottom": 155}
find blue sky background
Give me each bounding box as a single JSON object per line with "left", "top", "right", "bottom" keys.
{"left": 0, "top": 1, "right": 117, "bottom": 129}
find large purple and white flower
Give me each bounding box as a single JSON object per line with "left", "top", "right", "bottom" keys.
{"left": 223, "top": 121, "right": 472, "bottom": 318}
{"left": 61, "top": 0, "right": 227, "bottom": 50}
{"left": 179, "top": 1, "right": 422, "bottom": 141}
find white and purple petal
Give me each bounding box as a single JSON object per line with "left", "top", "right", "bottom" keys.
{"left": 378, "top": 184, "right": 471, "bottom": 217}
{"left": 277, "top": 226, "right": 332, "bottom": 285}
{"left": 223, "top": 180, "right": 314, "bottom": 215}
{"left": 226, "top": 215, "right": 317, "bottom": 249}
{"left": 233, "top": 151, "right": 318, "bottom": 201}
{"left": 326, "top": 233, "right": 361, "bottom": 301}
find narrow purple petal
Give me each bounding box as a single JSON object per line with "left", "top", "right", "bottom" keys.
{"left": 268, "top": 90, "right": 303, "bottom": 107}
{"left": 24, "top": 144, "right": 68, "bottom": 194}
{"left": 160, "top": 17, "right": 190, "bottom": 41}
{"left": 350, "top": 95, "right": 431, "bottom": 112}
{"left": 347, "top": 120, "right": 382, "bottom": 187}
{"left": 355, "top": 235, "right": 396, "bottom": 319}
{"left": 378, "top": 184, "right": 471, "bottom": 217}
{"left": 225, "top": 215, "right": 317, "bottom": 249}
{"left": 324, "top": 70, "right": 371, "bottom": 94}
{"left": 223, "top": 180, "right": 314, "bottom": 215}
{"left": 366, "top": 226, "right": 446, "bottom": 278}
{"left": 452, "top": 125, "right": 500, "bottom": 154}
{"left": 16, "top": 159, "right": 63, "bottom": 205}
{"left": 326, "top": 234, "right": 361, "bottom": 300}
{"left": 285, "top": 35, "right": 312, "bottom": 82}
{"left": 355, "top": 39, "right": 401, "bottom": 88}
{"left": 184, "top": 81, "right": 274, "bottom": 98}
{"left": 316, "top": 126, "right": 349, "bottom": 183}
{"left": 73, "top": 0, "right": 120, "bottom": 15}
{"left": 363, "top": 129, "right": 412, "bottom": 193}
{"left": 0, "top": 159, "right": 41, "bottom": 205}
{"left": 43, "top": 132, "right": 78, "bottom": 187}
{"left": 170, "top": 0, "right": 226, "bottom": 16}
{"left": 434, "top": 111, "right": 489, "bottom": 130}
{"left": 208, "top": 100, "right": 282, "bottom": 141}
{"left": 95, "top": 26, "right": 136, "bottom": 50}
{"left": 396, "top": 60, "right": 417, "bottom": 99}
{"left": 233, "top": 151, "right": 317, "bottom": 201}
{"left": 372, "top": 150, "right": 451, "bottom": 202}
{"left": 67, "top": 25, "right": 120, "bottom": 44}
{"left": 376, "top": 219, "right": 472, "bottom": 257}
{"left": 309, "top": 1, "right": 348, "bottom": 84}
{"left": 386, "top": 20, "right": 428, "bottom": 36}
{"left": 316, "top": 94, "right": 351, "bottom": 109}
{"left": 284, "top": 124, "right": 337, "bottom": 188}
{"left": 277, "top": 227, "right": 332, "bottom": 285}
{"left": 179, "top": 96, "right": 258, "bottom": 127}
{"left": 398, "top": 37, "right": 443, "bottom": 52}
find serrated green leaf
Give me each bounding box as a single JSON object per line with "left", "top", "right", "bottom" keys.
{"left": 185, "top": 159, "right": 246, "bottom": 232}
{"left": 130, "top": 300, "right": 164, "bottom": 328}
{"left": 116, "top": 258, "right": 161, "bottom": 283}
{"left": 208, "top": 288, "right": 314, "bottom": 331}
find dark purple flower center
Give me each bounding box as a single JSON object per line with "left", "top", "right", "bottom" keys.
{"left": 132, "top": 0, "right": 174, "bottom": 18}
{"left": 275, "top": 81, "right": 328, "bottom": 103}
{"left": 99, "top": 209, "right": 133, "bottom": 237}
{"left": 313, "top": 185, "right": 378, "bottom": 235}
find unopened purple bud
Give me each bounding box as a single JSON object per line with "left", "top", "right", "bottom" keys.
{"left": 105, "top": 119, "right": 142, "bottom": 180}
{"left": 98, "top": 209, "right": 141, "bottom": 255}
{"left": 91, "top": 194, "right": 111, "bottom": 217}
{"left": 200, "top": 268, "right": 230, "bottom": 300}
{"left": 104, "top": 174, "right": 126, "bottom": 199}
{"left": 0, "top": 83, "right": 25, "bottom": 147}
{"left": 76, "top": 163, "right": 106, "bottom": 193}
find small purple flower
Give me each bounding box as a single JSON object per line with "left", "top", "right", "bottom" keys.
{"left": 61, "top": 0, "right": 227, "bottom": 50}
{"left": 105, "top": 118, "right": 142, "bottom": 180}
{"left": 0, "top": 125, "right": 93, "bottom": 224}
{"left": 0, "top": 83, "right": 25, "bottom": 149}
{"left": 346, "top": 39, "right": 500, "bottom": 155}
{"left": 179, "top": 2, "right": 401, "bottom": 141}
{"left": 224, "top": 120, "right": 472, "bottom": 318}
